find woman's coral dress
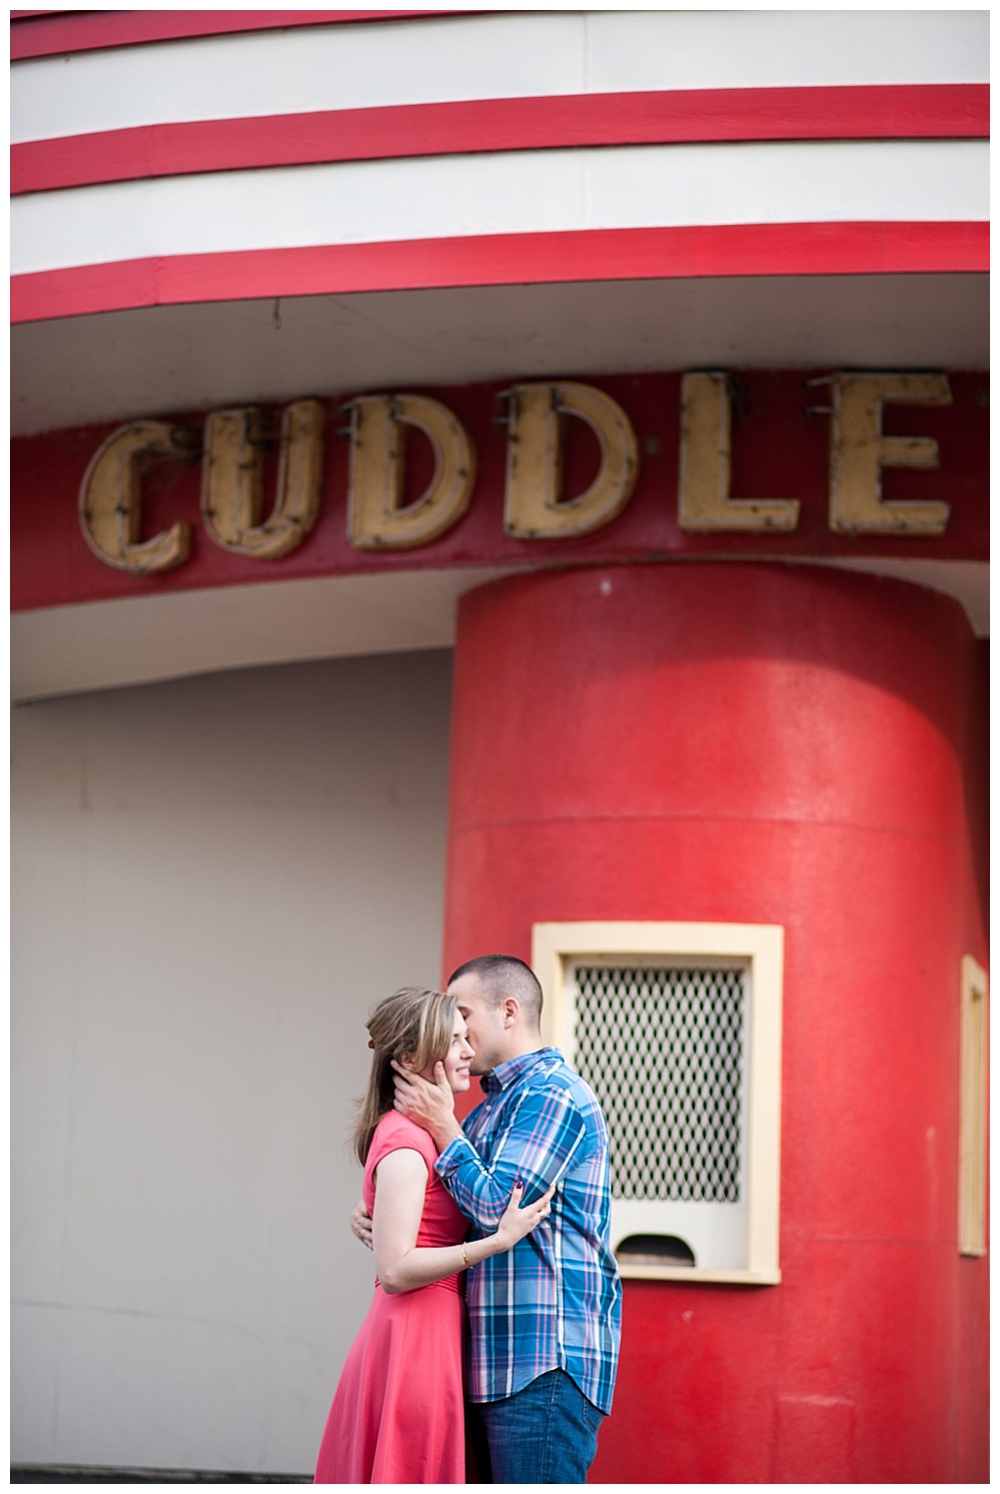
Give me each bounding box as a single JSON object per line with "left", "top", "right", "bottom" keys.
{"left": 314, "top": 1112, "right": 469, "bottom": 1484}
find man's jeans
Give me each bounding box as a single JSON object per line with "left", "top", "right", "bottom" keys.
{"left": 473, "top": 1369, "right": 605, "bottom": 1484}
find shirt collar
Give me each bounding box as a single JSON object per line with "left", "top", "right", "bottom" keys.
{"left": 481, "top": 1047, "right": 560, "bottom": 1093}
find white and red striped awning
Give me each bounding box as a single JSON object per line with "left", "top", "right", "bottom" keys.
{"left": 11, "top": 9, "right": 989, "bottom": 435}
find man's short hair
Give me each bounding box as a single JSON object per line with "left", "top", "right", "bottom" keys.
{"left": 448, "top": 954, "right": 543, "bottom": 1028}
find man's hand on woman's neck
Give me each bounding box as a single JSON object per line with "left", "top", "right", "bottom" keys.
{"left": 392, "top": 1060, "right": 465, "bottom": 1151}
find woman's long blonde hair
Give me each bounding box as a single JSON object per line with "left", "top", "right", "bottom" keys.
{"left": 353, "top": 986, "right": 456, "bottom": 1165}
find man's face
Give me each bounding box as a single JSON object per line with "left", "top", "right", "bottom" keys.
{"left": 447, "top": 973, "right": 507, "bottom": 1075}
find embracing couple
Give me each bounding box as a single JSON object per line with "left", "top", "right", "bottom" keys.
{"left": 313, "top": 955, "right": 622, "bottom": 1484}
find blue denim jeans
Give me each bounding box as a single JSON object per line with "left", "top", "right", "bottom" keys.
{"left": 473, "top": 1369, "right": 605, "bottom": 1484}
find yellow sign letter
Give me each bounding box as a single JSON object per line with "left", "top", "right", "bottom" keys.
{"left": 503, "top": 382, "right": 639, "bottom": 540}
{"left": 201, "top": 399, "right": 325, "bottom": 559}
{"left": 678, "top": 373, "right": 800, "bottom": 532}
{"left": 78, "top": 421, "right": 194, "bottom": 574}
{"left": 346, "top": 394, "right": 476, "bottom": 550}
{"left": 829, "top": 373, "right": 951, "bottom": 535}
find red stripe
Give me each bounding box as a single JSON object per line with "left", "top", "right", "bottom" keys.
{"left": 11, "top": 223, "right": 988, "bottom": 325}
{"left": 10, "top": 10, "right": 455, "bottom": 61}
{"left": 10, "top": 85, "right": 990, "bottom": 197}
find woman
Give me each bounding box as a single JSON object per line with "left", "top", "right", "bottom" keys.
{"left": 314, "top": 987, "right": 552, "bottom": 1484}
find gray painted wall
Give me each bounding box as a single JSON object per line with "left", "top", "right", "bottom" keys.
{"left": 12, "top": 650, "right": 454, "bottom": 1474}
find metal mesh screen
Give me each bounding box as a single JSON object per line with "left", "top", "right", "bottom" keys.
{"left": 573, "top": 965, "right": 746, "bottom": 1202}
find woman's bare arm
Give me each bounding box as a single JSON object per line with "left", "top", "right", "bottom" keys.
{"left": 372, "top": 1148, "right": 553, "bottom": 1295}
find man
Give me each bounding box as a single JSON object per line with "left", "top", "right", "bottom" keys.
{"left": 351, "top": 954, "right": 621, "bottom": 1484}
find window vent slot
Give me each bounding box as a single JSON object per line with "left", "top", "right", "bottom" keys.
{"left": 616, "top": 1233, "right": 695, "bottom": 1267}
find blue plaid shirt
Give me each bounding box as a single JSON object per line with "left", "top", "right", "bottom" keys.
{"left": 435, "top": 1047, "right": 621, "bottom": 1413}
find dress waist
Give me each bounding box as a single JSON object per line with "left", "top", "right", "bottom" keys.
{"left": 428, "top": 1272, "right": 463, "bottom": 1295}
{"left": 374, "top": 1272, "right": 463, "bottom": 1296}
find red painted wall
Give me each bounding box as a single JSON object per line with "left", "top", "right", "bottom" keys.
{"left": 11, "top": 371, "right": 989, "bottom": 613}
{"left": 442, "top": 562, "right": 988, "bottom": 1482}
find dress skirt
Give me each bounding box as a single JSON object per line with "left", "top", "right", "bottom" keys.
{"left": 314, "top": 1276, "right": 466, "bottom": 1484}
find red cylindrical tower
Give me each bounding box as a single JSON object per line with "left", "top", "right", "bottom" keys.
{"left": 443, "top": 562, "right": 987, "bottom": 1483}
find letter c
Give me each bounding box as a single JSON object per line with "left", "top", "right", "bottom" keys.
{"left": 79, "top": 421, "right": 194, "bottom": 574}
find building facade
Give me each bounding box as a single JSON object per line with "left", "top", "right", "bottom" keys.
{"left": 11, "top": 9, "right": 988, "bottom": 1482}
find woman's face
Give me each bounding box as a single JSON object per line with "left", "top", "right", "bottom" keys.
{"left": 422, "top": 1014, "right": 474, "bottom": 1092}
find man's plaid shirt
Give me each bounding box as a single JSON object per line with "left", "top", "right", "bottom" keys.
{"left": 435, "top": 1047, "right": 622, "bottom": 1414}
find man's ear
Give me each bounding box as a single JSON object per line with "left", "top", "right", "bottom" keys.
{"left": 503, "top": 997, "right": 520, "bottom": 1029}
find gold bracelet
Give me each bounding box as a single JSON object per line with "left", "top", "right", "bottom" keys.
{"left": 460, "top": 1244, "right": 471, "bottom": 1269}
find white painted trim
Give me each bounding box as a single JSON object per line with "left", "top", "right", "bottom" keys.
{"left": 615, "top": 1265, "right": 782, "bottom": 1285}
{"left": 532, "top": 921, "right": 784, "bottom": 1286}
{"left": 11, "top": 139, "right": 988, "bottom": 277}
{"left": 10, "top": 567, "right": 513, "bottom": 702}
{"left": 12, "top": 556, "right": 988, "bottom": 702}
{"left": 11, "top": 275, "right": 989, "bottom": 441}
{"left": 12, "top": 11, "right": 988, "bottom": 143}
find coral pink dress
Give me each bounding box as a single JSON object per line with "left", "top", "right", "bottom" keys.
{"left": 314, "top": 1112, "right": 469, "bottom": 1484}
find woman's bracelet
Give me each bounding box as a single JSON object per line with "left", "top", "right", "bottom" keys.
{"left": 460, "top": 1244, "right": 471, "bottom": 1269}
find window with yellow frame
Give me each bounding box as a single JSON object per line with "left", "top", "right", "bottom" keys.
{"left": 532, "top": 921, "right": 784, "bottom": 1285}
